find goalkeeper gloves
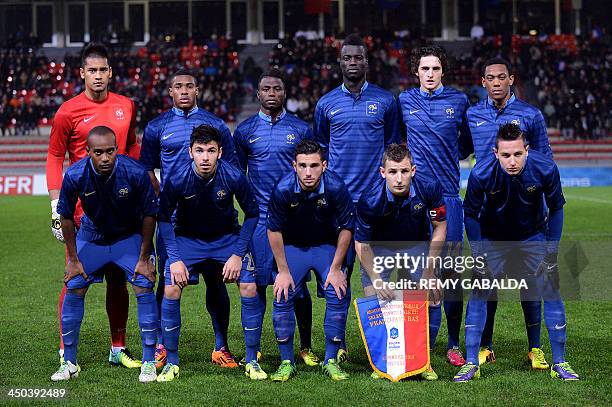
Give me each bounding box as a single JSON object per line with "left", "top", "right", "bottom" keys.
{"left": 51, "top": 199, "right": 64, "bottom": 243}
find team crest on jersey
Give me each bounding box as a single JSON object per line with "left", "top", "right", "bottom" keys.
{"left": 413, "top": 202, "right": 424, "bottom": 211}
{"left": 511, "top": 119, "right": 520, "bottom": 126}
{"left": 217, "top": 189, "right": 227, "bottom": 199}
{"left": 526, "top": 185, "right": 538, "bottom": 193}
{"left": 316, "top": 197, "right": 327, "bottom": 207}
{"left": 286, "top": 134, "right": 296, "bottom": 144}
{"left": 118, "top": 187, "right": 129, "bottom": 197}
{"left": 446, "top": 107, "right": 455, "bottom": 118}
{"left": 366, "top": 101, "right": 379, "bottom": 116}
{"left": 115, "top": 108, "right": 125, "bottom": 120}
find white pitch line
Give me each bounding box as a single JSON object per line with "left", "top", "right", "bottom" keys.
{"left": 565, "top": 195, "right": 612, "bottom": 205}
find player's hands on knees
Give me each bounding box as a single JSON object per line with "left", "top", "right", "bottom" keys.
{"left": 324, "top": 265, "right": 347, "bottom": 300}
{"left": 422, "top": 267, "right": 441, "bottom": 305}
{"left": 50, "top": 199, "right": 64, "bottom": 243}
{"left": 134, "top": 255, "right": 156, "bottom": 283}
{"left": 170, "top": 260, "right": 189, "bottom": 289}
{"left": 274, "top": 270, "right": 295, "bottom": 303}
{"left": 222, "top": 254, "right": 242, "bottom": 283}
{"left": 64, "top": 258, "right": 87, "bottom": 283}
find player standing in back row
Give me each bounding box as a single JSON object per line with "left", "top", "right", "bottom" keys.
{"left": 313, "top": 33, "right": 402, "bottom": 362}
{"left": 46, "top": 43, "right": 142, "bottom": 370}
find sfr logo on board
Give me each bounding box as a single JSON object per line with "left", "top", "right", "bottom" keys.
{"left": 0, "top": 176, "right": 33, "bottom": 195}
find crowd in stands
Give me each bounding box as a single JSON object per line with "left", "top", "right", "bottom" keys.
{"left": 0, "top": 34, "right": 243, "bottom": 136}
{"left": 270, "top": 30, "right": 610, "bottom": 139}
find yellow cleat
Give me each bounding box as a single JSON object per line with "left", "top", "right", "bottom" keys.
{"left": 421, "top": 366, "right": 438, "bottom": 381}
{"left": 478, "top": 347, "right": 497, "bottom": 366}
{"left": 322, "top": 359, "right": 349, "bottom": 381}
{"left": 245, "top": 361, "right": 268, "bottom": 380}
{"left": 270, "top": 360, "right": 297, "bottom": 382}
{"left": 528, "top": 348, "right": 550, "bottom": 370}
{"left": 299, "top": 348, "right": 320, "bottom": 367}
{"left": 109, "top": 348, "right": 142, "bottom": 369}
{"left": 157, "top": 363, "right": 179, "bottom": 382}
{"left": 337, "top": 348, "right": 348, "bottom": 364}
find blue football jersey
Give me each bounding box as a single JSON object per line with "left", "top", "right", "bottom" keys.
{"left": 313, "top": 82, "right": 402, "bottom": 202}
{"left": 58, "top": 155, "right": 158, "bottom": 243}
{"left": 398, "top": 86, "right": 471, "bottom": 196}
{"left": 267, "top": 170, "right": 355, "bottom": 247}
{"left": 234, "top": 110, "right": 312, "bottom": 223}
{"left": 463, "top": 150, "right": 565, "bottom": 241}
{"left": 140, "top": 106, "right": 238, "bottom": 186}
{"left": 466, "top": 95, "right": 553, "bottom": 160}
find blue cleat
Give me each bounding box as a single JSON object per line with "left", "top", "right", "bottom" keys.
{"left": 453, "top": 363, "right": 480, "bottom": 382}
{"left": 551, "top": 362, "right": 579, "bottom": 381}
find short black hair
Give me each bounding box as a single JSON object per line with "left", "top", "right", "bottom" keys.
{"left": 170, "top": 68, "right": 196, "bottom": 85}
{"left": 81, "top": 43, "right": 109, "bottom": 66}
{"left": 87, "top": 125, "right": 116, "bottom": 143}
{"left": 481, "top": 57, "right": 512, "bottom": 77}
{"left": 190, "top": 124, "right": 221, "bottom": 148}
{"left": 342, "top": 33, "right": 366, "bottom": 48}
{"left": 258, "top": 68, "right": 285, "bottom": 88}
{"left": 410, "top": 45, "right": 448, "bottom": 74}
{"left": 382, "top": 143, "right": 413, "bottom": 166}
{"left": 495, "top": 123, "right": 526, "bottom": 149}
{"left": 294, "top": 140, "right": 324, "bottom": 160}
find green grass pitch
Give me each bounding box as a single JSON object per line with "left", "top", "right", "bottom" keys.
{"left": 1, "top": 188, "right": 611, "bottom": 406}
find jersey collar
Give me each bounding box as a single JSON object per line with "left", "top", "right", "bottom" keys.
{"left": 293, "top": 173, "right": 325, "bottom": 197}
{"left": 341, "top": 81, "right": 369, "bottom": 97}
{"left": 191, "top": 161, "right": 217, "bottom": 185}
{"left": 486, "top": 93, "right": 516, "bottom": 110}
{"left": 89, "top": 156, "right": 118, "bottom": 179}
{"left": 172, "top": 106, "right": 199, "bottom": 118}
{"left": 258, "top": 109, "right": 286, "bottom": 124}
{"left": 419, "top": 85, "right": 445, "bottom": 98}
{"left": 385, "top": 182, "right": 415, "bottom": 204}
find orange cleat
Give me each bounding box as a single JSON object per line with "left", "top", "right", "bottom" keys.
{"left": 211, "top": 347, "right": 239, "bottom": 368}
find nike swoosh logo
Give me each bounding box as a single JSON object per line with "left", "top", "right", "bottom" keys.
{"left": 490, "top": 189, "right": 501, "bottom": 195}
{"left": 165, "top": 326, "right": 180, "bottom": 332}
{"left": 185, "top": 194, "right": 197, "bottom": 200}
{"left": 290, "top": 202, "right": 299, "bottom": 208}
{"left": 244, "top": 327, "right": 260, "bottom": 331}
{"left": 83, "top": 116, "right": 95, "bottom": 123}
{"left": 409, "top": 109, "right": 420, "bottom": 114}
{"left": 249, "top": 137, "right": 261, "bottom": 144}
{"left": 141, "top": 328, "right": 156, "bottom": 332}
{"left": 476, "top": 121, "right": 486, "bottom": 126}
{"left": 84, "top": 191, "right": 96, "bottom": 197}
{"left": 554, "top": 324, "right": 566, "bottom": 330}
{"left": 330, "top": 109, "right": 341, "bottom": 116}
{"left": 547, "top": 264, "right": 557, "bottom": 270}
{"left": 162, "top": 132, "right": 174, "bottom": 140}
{"left": 62, "top": 330, "right": 74, "bottom": 337}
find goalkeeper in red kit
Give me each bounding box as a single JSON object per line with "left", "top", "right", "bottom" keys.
{"left": 46, "top": 43, "right": 143, "bottom": 369}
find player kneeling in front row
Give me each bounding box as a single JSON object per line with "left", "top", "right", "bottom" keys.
{"left": 355, "top": 143, "right": 447, "bottom": 381}
{"left": 51, "top": 126, "right": 159, "bottom": 383}
{"left": 157, "top": 125, "right": 260, "bottom": 382}
{"left": 455, "top": 123, "right": 579, "bottom": 382}
{"left": 267, "top": 140, "right": 354, "bottom": 381}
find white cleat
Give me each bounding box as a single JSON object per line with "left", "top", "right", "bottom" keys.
{"left": 139, "top": 362, "right": 157, "bottom": 383}
{"left": 51, "top": 361, "right": 80, "bottom": 381}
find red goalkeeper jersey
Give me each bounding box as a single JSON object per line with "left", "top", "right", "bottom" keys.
{"left": 46, "top": 91, "right": 140, "bottom": 191}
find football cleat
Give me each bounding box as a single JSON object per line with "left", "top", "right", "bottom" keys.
{"left": 58, "top": 349, "right": 65, "bottom": 365}
{"left": 337, "top": 348, "right": 348, "bottom": 364}
{"left": 370, "top": 371, "right": 382, "bottom": 380}
{"left": 453, "top": 363, "right": 481, "bottom": 382}
{"left": 478, "top": 347, "right": 496, "bottom": 366}
{"left": 51, "top": 361, "right": 80, "bottom": 381}
{"left": 321, "top": 359, "right": 349, "bottom": 381}
{"left": 245, "top": 361, "right": 268, "bottom": 380}
{"left": 139, "top": 361, "right": 157, "bottom": 383}
{"left": 211, "top": 347, "right": 238, "bottom": 368}
{"left": 154, "top": 345, "right": 167, "bottom": 370}
{"left": 421, "top": 366, "right": 438, "bottom": 381}
{"left": 270, "top": 360, "right": 297, "bottom": 382}
{"left": 239, "top": 351, "right": 262, "bottom": 366}
{"left": 157, "top": 363, "right": 179, "bottom": 382}
{"left": 447, "top": 347, "right": 466, "bottom": 366}
{"left": 109, "top": 348, "right": 142, "bottom": 368}
{"left": 551, "top": 362, "right": 579, "bottom": 381}
{"left": 528, "top": 348, "right": 550, "bottom": 370}
{"left": 298, "top": 348, "right": 320, "bottom": 367}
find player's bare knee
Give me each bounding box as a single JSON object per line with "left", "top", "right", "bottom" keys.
{"left": 164, "top": 285, "right": 182, "bottom": 300}
{"left": 132, "top": 285, "right": 152, "bottom": 295}
{"left": 240, "top": 282, "right": 257, "bottom": 297}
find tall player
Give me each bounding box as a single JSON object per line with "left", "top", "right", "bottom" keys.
{"left": 233, "top": 69, "right": 318, "bottom": 372}
{"left": 455, "top": 123, "right": 579, "bottom": 382}
{"left": 267, "top": 140, "right": 354, "bottom": 381}
{"left": 465, "top": 57, "right": 553, "bottom": 368}
{"left": 51, "top": 126, "right": 159, "bottom": 383}
{"left": 139, "top": 68, "right": 238, "bottom": 368}
{"left": 156, "top": 125, "right": 258, "bottom": 382}
{"left": 398, "top": 45, "right": 471, "bottom": 366}
{"left": 356, "top": 144, "right": 446, "bottom": 381}
{"left": 46, "top": 43, "right": 142, "bottom": 369}
{"left": 313, "top": 33, "right": 401, "bottom": 362}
